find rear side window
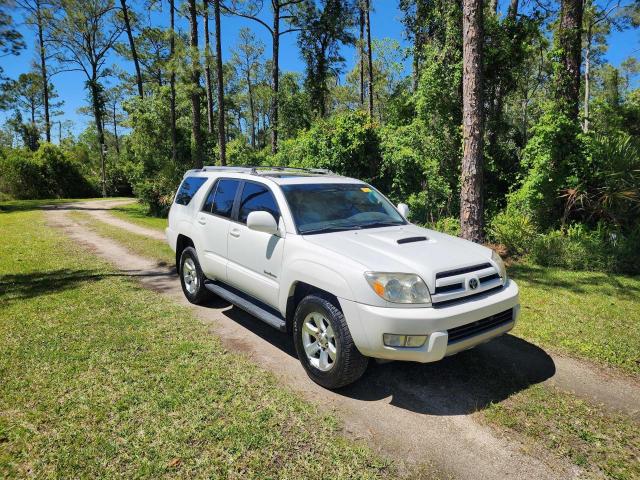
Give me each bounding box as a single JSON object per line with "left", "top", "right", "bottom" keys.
{"left": 204, "top": 178, "right": 240, "bottom": 218}
{"left": 175, "top": 177, "right": 207, "bottom": 206}
{"left": 238, "top": 182, "right": 280, "bottom": 224}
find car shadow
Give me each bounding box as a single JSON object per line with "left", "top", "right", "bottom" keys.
{"left": 216, "top": 306, "right": 555, "bottom": 416}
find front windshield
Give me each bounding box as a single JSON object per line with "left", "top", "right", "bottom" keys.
{"left": 281, "top": 183, "right": 406, "bottom": 234}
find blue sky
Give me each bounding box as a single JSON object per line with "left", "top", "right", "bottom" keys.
{"left": 3, "top": 0, "right": 639, "bottom": 139}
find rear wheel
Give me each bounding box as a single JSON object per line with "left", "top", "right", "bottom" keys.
{"left": 179, "top": 247, "right": 211, "bottom": 305}
{"left": 293, "top": 293, "right": 368, "bottom": 389}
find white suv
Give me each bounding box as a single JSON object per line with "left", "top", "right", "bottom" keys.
{"left": 166, "top": 166, "right": 520, "bottom": 388}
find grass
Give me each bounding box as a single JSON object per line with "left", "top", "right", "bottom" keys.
{"left": 510, "top": 263, "right": 640, "bottom": 375}
{"left": 110, "top": 201, "right": 167, "bottom": 231}
{"left": 0, "top": 197, "right": 106, "bottom": 213}
{"left": 69, "top": 211, "right": 175, "bottom": 266}
{"left": 0, "top": 206, "right": 396, "bottom": 479}
{"left": 483, "top": 385, "right": 640, "bottom": 480}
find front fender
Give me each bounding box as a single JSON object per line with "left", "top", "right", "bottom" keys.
{"left": 279, "top": 259, "right": 355, "bottom": 314}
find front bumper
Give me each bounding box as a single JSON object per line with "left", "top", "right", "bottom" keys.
{"left": 338, "top": 279, "right": 520, "bottom": 362}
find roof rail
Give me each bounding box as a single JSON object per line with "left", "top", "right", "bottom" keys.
{"left": 186, "top": 165, "right": 336, "bottom": 177}
{"left": 201, "top": 165, "right": 255, "bottom": 173}
{"left": 250, "top": 166, "right": 334, "bottom": 175}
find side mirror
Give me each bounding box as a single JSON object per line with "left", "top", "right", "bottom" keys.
{"left": 397, "top": 203, "right": 410, "bottom": 218}
{"left": 247, "top": 211, "right": 279, "bottom": 236}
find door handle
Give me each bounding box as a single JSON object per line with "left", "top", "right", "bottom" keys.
{"left": 229, "top": 229, "right": 240, "bottom": 238}
{"left": 197, "top": 217, "right": 207, "bottom": 225}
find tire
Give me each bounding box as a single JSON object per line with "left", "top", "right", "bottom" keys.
{"left": 179, "top": 246, "right": 211, "bottom": 305}
{"left": 293, "top": 293, "right": 368, "bottom": 389}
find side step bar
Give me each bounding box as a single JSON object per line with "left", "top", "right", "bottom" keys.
{"left": 204, "top": 280, "right": 286, "bottom": 332}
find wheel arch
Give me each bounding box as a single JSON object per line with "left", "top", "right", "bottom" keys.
{"left": 175, "top": 234, "right": 195, "bottom": 270}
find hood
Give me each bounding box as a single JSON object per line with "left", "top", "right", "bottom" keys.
{"left": 302, "top": 224, "right": 492, "bottom": 291}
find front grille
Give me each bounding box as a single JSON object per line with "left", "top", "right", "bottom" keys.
{"left": 434, "top": 282, "right": 463, "bottom": 294}
{"left": 480, "top": 273, "right": 500, "bottom": 284}
{"left": 432, "top": 262, "right": 502, "bottom": 305}
{"left": 436, "top": 263, "right": 492, "bottom": 279}
{"left": 447, "top": 308, "right": 513, "bottom": 344}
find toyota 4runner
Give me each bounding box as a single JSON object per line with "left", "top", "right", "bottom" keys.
{"left": 166, "top": 166, "right": 520, "bottom": 389}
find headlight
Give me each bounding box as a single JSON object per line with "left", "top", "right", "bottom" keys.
{"left": 364, "top": 272, "right": 431, "bottom": 304}
{"left": 492, "top": 250, "right": 507, "bottom": 281}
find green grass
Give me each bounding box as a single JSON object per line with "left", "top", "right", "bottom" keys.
{"left": 0, "top": 197, "right": 108, "bottom": 213}
{"left": 483, "top": 385, "right": 640, "bottom": 480}
{"left": 0, "top": 207, "right": 396, "bottom": 479}
{"left": 110, "top": 201, "right": 168, "bottom": 231}
{"left": 510, "top": 263, "right": 640, "bottom": 375}
{"left": 69, "top": 211, "right": 175, "bottom": 266}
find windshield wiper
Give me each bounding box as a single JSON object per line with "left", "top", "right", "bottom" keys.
{"left": 357, "top": 221, "right": 405, "bottom": 229}
{"left": 300, "top": 225, "right": 361, "bottom": 235}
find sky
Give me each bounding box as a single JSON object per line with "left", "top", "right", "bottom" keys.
{"left": 2, "top": 0, "right": 639, "bottom": 140}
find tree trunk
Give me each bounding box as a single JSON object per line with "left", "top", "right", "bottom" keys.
{"left": 271, "top": 2, "right": 280, "bottom": 154}
{"left": 169, "top": 0, "right": 177, "bottom": 163}
{"left": 365, "top": 0, "right": 373, "bottom": 117}
{"left": 507, "top": 0, "right": 519, "bottom": 18}
{"left": 247, "top": 71, "right": 256, "bottom": 148}
{"left": 36, "top": 0, "right": 50, "bottom": 143}
{"left": 213, "top": 0, "right": 226, "bottom": 165}
{"left": 120, "top": 0, "right": 143, "bottom": 98}
{"left": 359, "top": 1, "right": 364, "bottom": 105}
{"left": 556, "top": 0, "right": 583, "bottom": 120}
{"left": 583, "top": 23, "right": 591, "bottom": 132}
{"left": 460, "top": 0, "right": 484, "bottom": 243}
{"left": 90, "top": 79, "right": 107, "bottom": 197}
{"left": 203, "top": 1, "right": 215, "bottom": 135}
{"left": 112, "top": 102, "right": 120, "bottom": 155}
{"left": 188, "top": 0, "right": 203, "bottom": 168}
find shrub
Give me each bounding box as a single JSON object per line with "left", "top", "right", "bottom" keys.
{"left": 488, "top": 209, "right": 538, "bottom": 256}
{"left": 508, "top": 109, "right": 585, "bottom": 229}
{"left": 530, "top": 223, "right": 640, "bottom": 274}
{"left": 227, "top": 137, "right": 269, "bottom": 166}
{"left": 0, "top": 144, "right": 95, "bottom": 199}
{"left": 379, "top": 122, "right": 451, "bottom": 223}
{"left": 272, "top": 110, "right": 382, "bottom": 184}
{"left": 425, "top": 217, "right": 461, "bottom": 237}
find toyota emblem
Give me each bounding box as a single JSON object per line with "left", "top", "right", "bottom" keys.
{"left": 469, "top": 278, "right": 479, "bottom": 290}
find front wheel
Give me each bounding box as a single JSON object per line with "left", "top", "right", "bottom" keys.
{"left": 179, "top": 246, "right": 211, "bottom": 305}
{"left": 293, "top": 293, "right": 368, "bottom": 389}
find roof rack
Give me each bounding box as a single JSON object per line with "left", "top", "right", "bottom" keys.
{"left": 190, "top": 165, "right": 335, "bottom": 176}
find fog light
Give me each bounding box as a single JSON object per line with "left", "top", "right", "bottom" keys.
{"left": 383, "top": 334, "right": 427, "bottom": 348}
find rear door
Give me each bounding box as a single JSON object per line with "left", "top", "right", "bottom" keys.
{"left": 195, "top": 178, "right": 241, "bottom": 281}
{"left": 226, "top": 181, "right": 284, "bottom": 308}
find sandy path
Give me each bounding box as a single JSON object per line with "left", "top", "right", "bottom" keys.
{"left": 46, "top": 200, "right": 639, "bottom": 478}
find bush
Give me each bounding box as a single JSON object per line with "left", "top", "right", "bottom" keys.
{"left": 530, "top": 224, "right": 640, "bottom": 274}
{"left": 425, "top": 217, "right": 461, "bottom": 237}
{"left": 227, "top": 137, "right": 269, "bottom": 166}
{"left": 273, "top": 110, "right": 382, "bottom": 184}
{"left": 0, "top": 144, "right": 95, "bottom": 199}
{"left": 488, "top": 209, "right": 537, "bottom": 256}
{"left": 508, "top": 109, "right": 585, "bottom": 229}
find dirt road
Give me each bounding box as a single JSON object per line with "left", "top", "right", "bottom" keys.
{"left": 46, "top": 199, "right": 640, "bottom": 479}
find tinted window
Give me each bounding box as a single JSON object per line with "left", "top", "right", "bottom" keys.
{"left": 281, "top": 183, "right": 405, "bottom": 234}
{"left": 210, "top": 179, "right": 240, "bottom": 218}
{"left": 238, "top": 182, "right": 280, "bottom": 224}
{"left": 175, "top": 177, "right": 207, "bottom": 206}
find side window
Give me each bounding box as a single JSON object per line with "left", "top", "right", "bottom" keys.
{"left": 210, "top": 179, "right": 240, "bottom": 218}
{"left": 238, "top": 182, "right": 280, "bottom": 224}
{"left": 175, "top": 177, "right": 207, "bottom": 206}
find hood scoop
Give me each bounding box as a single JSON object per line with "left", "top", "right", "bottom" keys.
{"left": 397, "top": 236, "right": 428, "bottom": 245}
